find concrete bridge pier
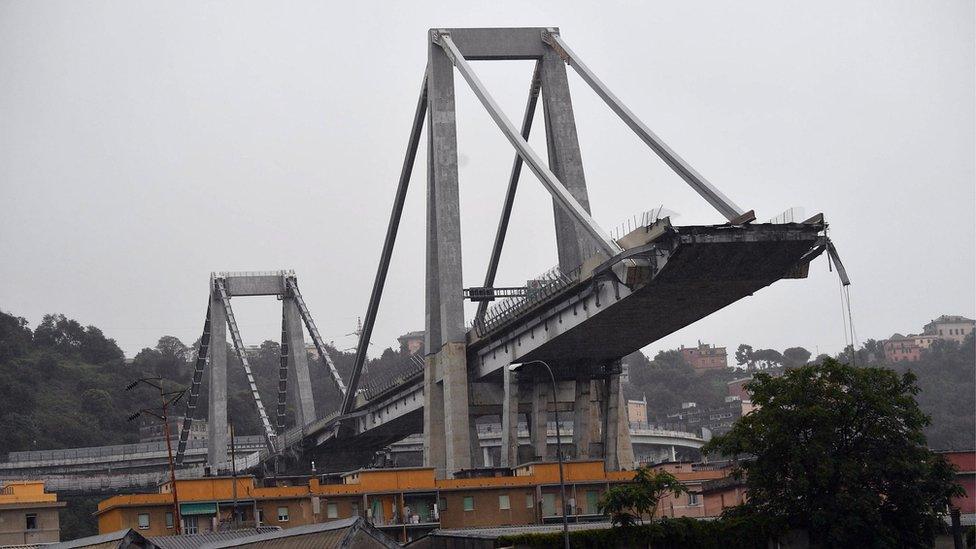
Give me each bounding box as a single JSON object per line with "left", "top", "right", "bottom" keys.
{"left": 500, "top": 366, "right": 520, "bottom": 467}
{"left": 282, "top": 297, "right": 316, "bottom": 428}
{"left": 529, "top": 375, "right": 550, "bottom": 461}
{"left": 207, "top": 293, "right": 228, "bottom": 469}
{"left": 573, "top": 375, "right": 594, "bottom": 459}
{"left": 602, "top": 363, "right": 635, "bottom": 471}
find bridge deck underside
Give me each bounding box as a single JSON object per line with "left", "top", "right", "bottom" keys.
{"left": 519, "top": 225, "right": 823, "bottom": 367}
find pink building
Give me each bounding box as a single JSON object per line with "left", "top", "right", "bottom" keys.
{"left": 680, "top": 342, "right": 728, "bottom": 374}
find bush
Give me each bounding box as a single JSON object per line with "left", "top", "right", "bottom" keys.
{"left": 496, "top": 515, "right": 783, "bottom": 549}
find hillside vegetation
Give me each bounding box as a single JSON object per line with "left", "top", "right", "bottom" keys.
{"left": 0, "top": 308, "right": 972, "bottom": 454}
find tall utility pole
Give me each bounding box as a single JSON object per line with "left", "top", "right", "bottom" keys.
{"left": 126, "top": 377, "right": 186, "bottom": 535}
{"left": 230, "top": 422, "right": 239, "bottom": 528}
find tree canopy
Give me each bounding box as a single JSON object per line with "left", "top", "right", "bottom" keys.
{"left": 703, "top": 358, "right": 963, "bottom": 548}
{"left": 599, "top": 466, "right": 688, "bottom": 526}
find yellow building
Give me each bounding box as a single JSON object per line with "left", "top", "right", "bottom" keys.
{"left": 0, "top": 481, "right": 66, "bottom": 546}
{"left": 96, "top": 461, "right": 734, "bottom": 544}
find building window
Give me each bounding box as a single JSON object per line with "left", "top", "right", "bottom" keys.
{"left": 137, "top": 513, "right": 150, "bottom": 530}
{"left": 277, "top": 506, "right": 289, "bottom": 522}
{"left": 25, "top": 514, "right": 38, "bottom": 531}
{"left": 165, "top": 512, "right": 173, "bottom": 529}
{"left": 586, "top": 491, "right": 599, "bottom": 514}
{"left": 526, "top": 495, "right": 534, "bottom": 508}
{"left": 463, "top": 497, "right": 474, "bottom": 511}
{"left": 543, "top": 493, "right": 556, "bottom": 516}
{"left": 327, "top": 503, "right": 338, "bottom": 519}
{"left": 688, "top": 493, "right": 700, "bottom": 506}
{"left": 439, "top": 498, "right": 447, "bottom": 511}
{"left": 351, "top": 503, "right": 359, "bottom": 517}
{"left": 184, "top": 516, "right": 198, "bottom": 535}
{"left": 499, "top": 494, "right": 510, "bottom": 510}
{"left": 256, "top": 509, "right": 264, "bottom": 525}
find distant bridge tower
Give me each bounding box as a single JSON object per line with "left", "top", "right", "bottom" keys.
{"left": 175, "top": 270, "right": 346, "bottom": 470}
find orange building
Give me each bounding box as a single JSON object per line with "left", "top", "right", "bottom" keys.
{"left": 96, "top": 461, "right": 739, "bottom": 544}
{"left": 0, "top": 481, "right": 66, "bottom": 546}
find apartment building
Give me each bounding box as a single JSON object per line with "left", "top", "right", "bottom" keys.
{"left": 0, "top": 481, "right": 65, "bottom": 546}
{"left": 96, "top": 461, "right": 739, "bottom": 544}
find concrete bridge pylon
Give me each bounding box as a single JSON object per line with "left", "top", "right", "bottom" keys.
{"left": 335, "top": 27, "right": 842, "bottom": 480}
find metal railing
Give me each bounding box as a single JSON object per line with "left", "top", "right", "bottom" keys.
{"left": 474, "top": 265, "right": 581, "bottom": 337}
{"left": 3, "top": 436, "right": 266, "bottom": 466}
{"left": 213, "top": 270, "right": 295, "bottom": 278}
{"left": 361, "top": 354, "right": 425, "bottom": 401}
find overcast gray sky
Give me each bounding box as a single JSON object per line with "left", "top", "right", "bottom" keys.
{"left": 1, "top": 1, "right": 973, "bottom": 361}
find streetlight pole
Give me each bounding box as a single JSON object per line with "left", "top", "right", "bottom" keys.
{"left": 510, "top": 361, "right": 570, "bottom": 549}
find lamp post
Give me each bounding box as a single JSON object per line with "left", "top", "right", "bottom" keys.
{"left": 509, "top": 361, "right": 570, "bottom": 549}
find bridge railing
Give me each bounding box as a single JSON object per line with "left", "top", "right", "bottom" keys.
{"left": 361, "top": 354, "right": 425, "bottom": 401}
{"left": 3, "top": 436, "right": 267, "bottom": 467}
{"left": 474, "top": 265, "right": 581, "bottom": 337}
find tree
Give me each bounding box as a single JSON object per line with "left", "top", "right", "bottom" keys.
{"left": 751, "top": 348, "right": 784, "bottom": 369}
{"left": 703, "top": 359, "right": 963, "bottom": 547}
{"left": 734, "top": 344, "right": 754, "bottom": 369}
{"left": 0, "top": 310, "right": 32, "bottom": 361}
{"left": 32, "top": 314, "right": 122, "bottom": 364}
{"left": 782, "top": 346, "right": 811, "bottom": 367}
{"left": 599, "top": 467, "right": 688, "bottom": 526}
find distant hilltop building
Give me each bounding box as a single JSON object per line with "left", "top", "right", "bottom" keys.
{"left": 883, "top": 314, "right": 974, "bottom": 363}
{"left": 680, "top": 342, "right": 728, "bottom": 374}
{"left": 626, "top": 395, "right": 648, "bottom": 424}
{"left": 666, "top": 399, "right": 743, "bottom": 437}
{"left": 397, "top": 330, "right": 425, "bottom": 355}
{"left": 923, "top": 315, "right": 975, "bottom": 343}
{"left": 883, "top": 334, "right": 924, "bottom": 363}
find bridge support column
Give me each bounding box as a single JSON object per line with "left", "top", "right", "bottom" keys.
{"left": 501, "top": 367, "right": 519, "bottom": 467}
{"left": 282, "top": 297, "right": 316, "bottom": 427}
{"left": 469, "top": 413, "right": 482, "bottom": 469}
{"left": 541, "top": 47, "right": 596, "bottom": 272}
{"left": 573, "top": 375, "right": 593, "bottom": 459}
{"left": 530, "top": 376, "right": 549, "bottom": 461}
{"left": 423, "top": 39, "right": 473, "bottom": 478}
{"left": 207, "top": 293, "right": 228, "bottom": 469}
{"left": 423, "top": 357, "right": 446, "bottom": 478}
{"left": 602, "top": 365, "right": 635, "bottom": 471}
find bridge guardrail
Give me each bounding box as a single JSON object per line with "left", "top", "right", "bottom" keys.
{"left": 474, "top": 265, "right": 581, "bottom": 338}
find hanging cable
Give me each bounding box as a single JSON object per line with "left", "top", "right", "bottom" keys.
{"left": 839, "top": 278, "right": 851, "bottom": 363}
{"left": 844, "top": 285, "right": 859, "bottom": 366}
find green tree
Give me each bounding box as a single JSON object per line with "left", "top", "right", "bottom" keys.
{"left": 734, "top": 344, "right": 754, "bottom": 369}
{"left": 599, "top": 467, "right": 688, "bottom": 526}
{"left": 0, "top": 310, "right": 32, "bottom": 361}
{"left": 704, "top": 358, "right": 963, "bottom": 548}
{"left": 751, "top": 348, "right": 784, "bottom": 369}
{"left": 782, "top": 346, "right": 811, "bottom": 367}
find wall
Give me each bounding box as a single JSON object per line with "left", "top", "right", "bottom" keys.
{"left": 438, "top": 486, "right": 537, "bottom": 528}
{"left": 0, "top": 506, "right": 62, "bottom": 545}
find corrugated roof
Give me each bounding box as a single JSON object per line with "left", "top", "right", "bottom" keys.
{"left": 148, "top": 527, "right": 280, "bottom": 549}
{"left": 425, "top": 521, "right": 615, "bottom": 540}
{"left": 198, "top": 518, "right": 362, "bottom": 549}
{"left": 50, "top": 529, "right": 137, "bottom": 548}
